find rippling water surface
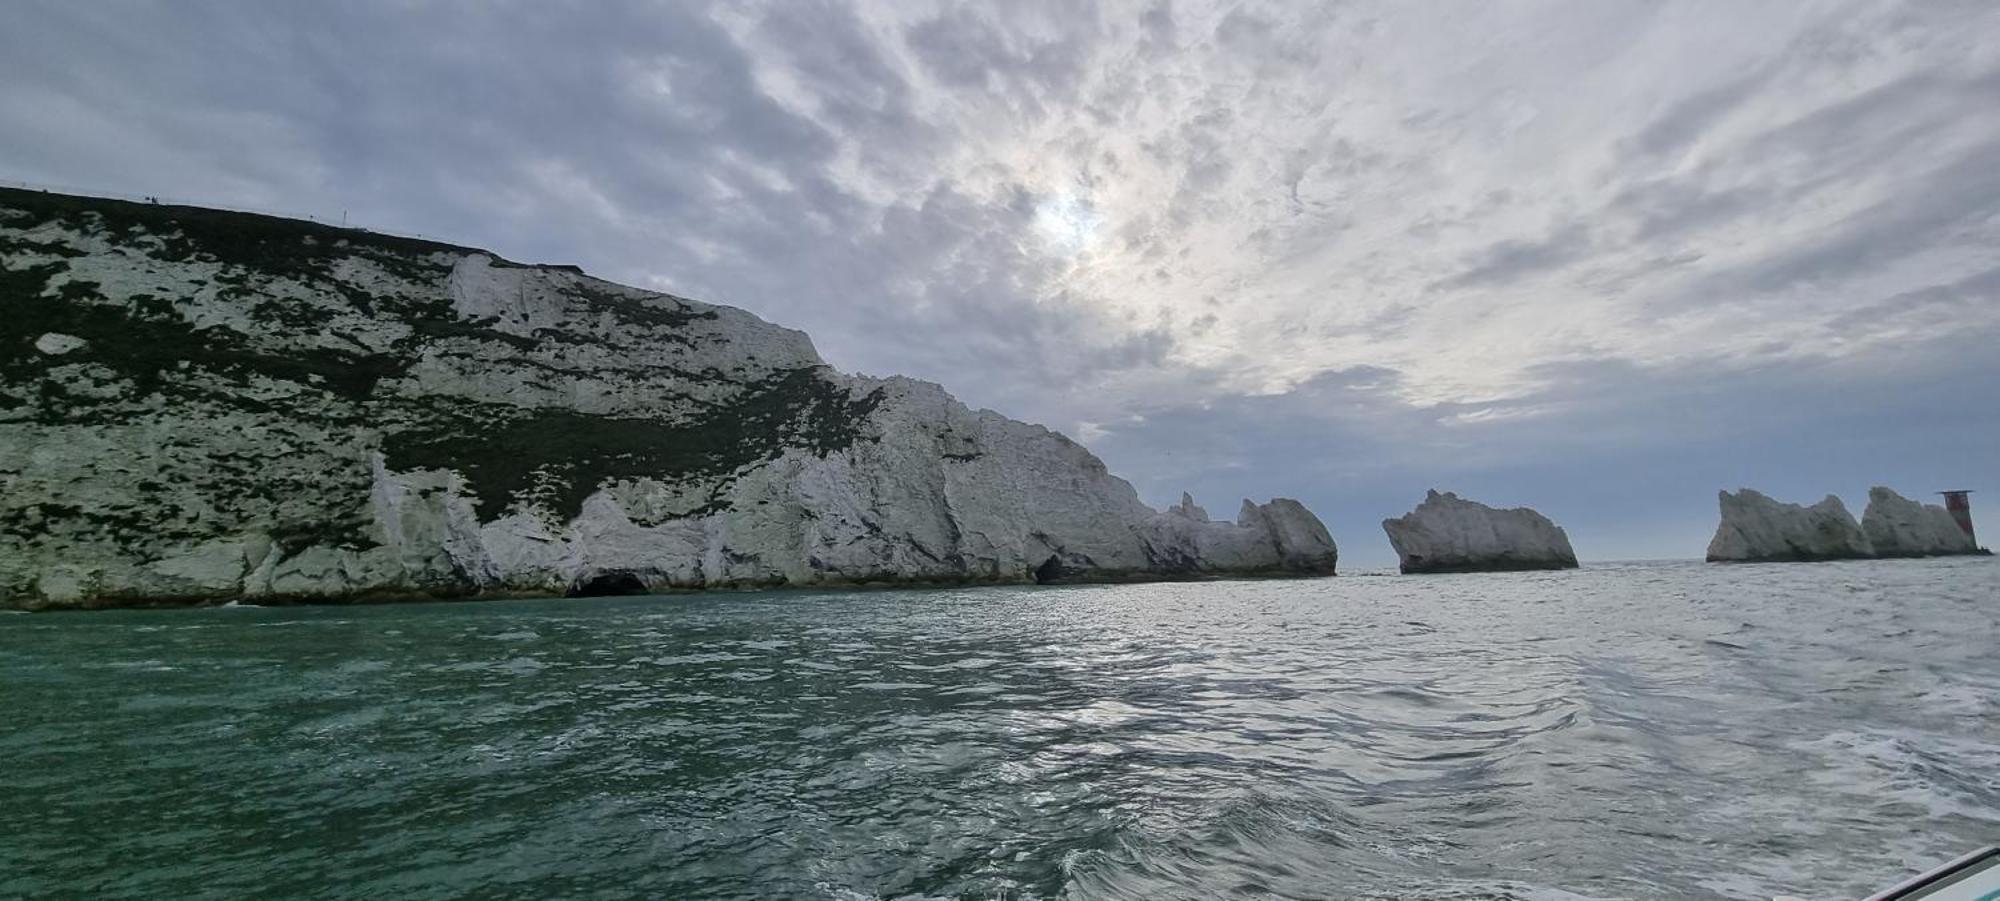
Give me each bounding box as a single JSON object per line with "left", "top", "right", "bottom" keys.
{"left": 3, "top": 559, "right": 1997, "bottom": 899}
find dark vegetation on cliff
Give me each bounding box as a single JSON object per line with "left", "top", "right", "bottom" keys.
{"left": 384, "top": 368, "right": 885, "bottom": 522}
{"left": 0, "top": 186, "right": 471, "bottom": 275}
{"left": 1, "top": 187, "right": 884, "bottom": 554}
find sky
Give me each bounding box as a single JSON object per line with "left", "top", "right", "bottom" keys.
{"left": 3, "top": 0, "right": 1996, "bottom": 567}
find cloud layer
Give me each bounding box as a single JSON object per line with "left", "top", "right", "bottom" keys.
{"left": 5, "top": 0, "right": 1997, "bottom": 563}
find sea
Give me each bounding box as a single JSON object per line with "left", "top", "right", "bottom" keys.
{"left": 2, "top": 558, "right": 1995, "bottom": 900}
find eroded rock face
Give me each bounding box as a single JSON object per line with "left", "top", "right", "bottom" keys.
{"left": 1381, "top": 490, "right": 1578, "bottom": 574}
{"left": 1705, "top": 489, "right": 1873, "bottom": 562}
{"left": 1, "top": 189, "right": 1338, "bottom": 609}
{"left": 1861, "top": 487, "right": 1983, "bottom": 557}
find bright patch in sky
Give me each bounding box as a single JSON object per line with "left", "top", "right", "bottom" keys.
{"left": 1031, "top": 190, "right": 1103, "bottom": 254}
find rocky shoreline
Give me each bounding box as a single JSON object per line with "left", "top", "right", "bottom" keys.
{"left": 1, "top": 188, "right": 1337, "bottom": 611}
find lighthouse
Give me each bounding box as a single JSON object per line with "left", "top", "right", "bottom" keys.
{"left": 1938, "top": 490, "right": 1976, "bottom": 544}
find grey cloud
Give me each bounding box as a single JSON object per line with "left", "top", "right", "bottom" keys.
{"left": 1825, "top": 264, "right": 2000, "bottom": 334}
{"left": 1626, "top": 11, "right": 1965, "bottom": 168}
{"left": 1434, "top": 223, "right": 1595, "bottom": 290}
{"left": 902, "top": 6, "right": 1098, "bottom": 106}
{"left": 1623, "top": 67, "right": 1773, "bottom": 160}
{"left": 752, "top": 0, "right": 922, "bottom": 139}
{"left": 1212, "top": 8, "right": 1275, "bottom": 48}
{"left": 1208, "top": 5, "right": 1324, "bottom": 69}
{"left": 906, "top": 11, "right": 1014, "bottom": 87}
{"left": 1557, "top": 56, "right": 2000, "bottom": 318}
{"left": 1738, "top": 71, "right": 1957, "bottom": 160}
{"left": 1692, "top": 138, "right": 2000, "bottom": 298}
{"left": 1611, "top": 177, "right": 1774, "bottom": 244}
{"left": 1139, "top": 1, "right": 1177, "bottom": 47}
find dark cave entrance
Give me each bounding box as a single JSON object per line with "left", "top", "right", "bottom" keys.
{"left": 567, "top": 571, "right": 650, "bottom": 597}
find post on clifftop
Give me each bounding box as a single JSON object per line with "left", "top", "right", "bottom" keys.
{"left": 1939, "top": 490, "right": 1976, "bottom": 543}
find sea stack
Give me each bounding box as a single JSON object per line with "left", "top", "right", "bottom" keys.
{"left": 1705, "top": 489, "right": 1873, "bottom": 562}
{"left": 1381, "top": 490, "right": 1579, "bottom": 574}
{"left": 1860, "top": 487, "right": 1989, "bottom": 557}
{"left": 0, "top": 188, "right": 1340, "bottom": 610}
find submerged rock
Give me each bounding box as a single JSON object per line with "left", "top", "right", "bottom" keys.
{"left": 1861, "top": 487, "right": 1986, "bottom": 557}
{"left": 1705, "top": 490, "right": 1873, "bottom": 562}
{"left": 1381, "top": 490, "right": 1578, "bottom": 574}
{"left": 0, "top": 188, "right": 1338, "bottom": 610}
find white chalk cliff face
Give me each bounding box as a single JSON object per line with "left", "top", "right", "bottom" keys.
{"left": 1861, "top": 487, "right": 1983, "bottom": 557}
{"left": 1380, "top": 490, "right": 1578, "bottom": 574}
{"left": 0, "top": 189, "right": 1337, "bottom": 610}
{"left": 1705, "top": 489, "right": 1874, "bottom": 562}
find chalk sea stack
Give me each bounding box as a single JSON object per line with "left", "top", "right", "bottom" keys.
{"left": 1381, "top": 490, "right": 1579, "bottom": 574}
{"left": 1705, "top": 489, "right": 1873, "bottom": 562}
{"left": 1860, "top": 487, "right": 1988, "bottom": 557}
{"left": 0, "top": 188, "right": 1339, "bottom": 610}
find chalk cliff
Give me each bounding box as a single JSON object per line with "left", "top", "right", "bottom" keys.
{"left": 1860, "top": 487, "right": 1985, "bottom": 557}
{"left": 1705, "top": 489, "right": 1873, "bottom": 562}
{"left": 0, "top": 188, "right": 1337, "bottom": 610}
{"left": 1381, "top": 490, "right": 1578, "bottom": 574}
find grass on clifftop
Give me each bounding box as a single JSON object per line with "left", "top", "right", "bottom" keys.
{"left": 0, "top": 186, "right": 581, "bottom": 280}
{"left": 0, "top": 187, "right": 457, "bottom": 287}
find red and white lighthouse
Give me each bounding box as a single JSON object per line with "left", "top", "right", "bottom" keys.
{"left": 1939, "top": 490, "right": 1976, "bottom": 544}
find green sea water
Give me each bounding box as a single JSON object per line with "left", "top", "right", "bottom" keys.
{"left": 3, "top": 559, "right": 1996, "bottom": 899}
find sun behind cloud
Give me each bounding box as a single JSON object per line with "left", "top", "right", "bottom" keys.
{"left": 1031, "top": 187, "right": 1103, "bottom": 255}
